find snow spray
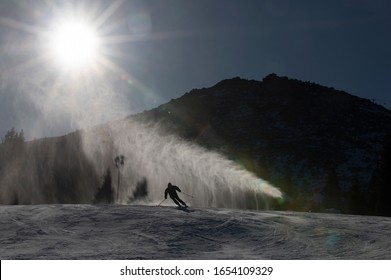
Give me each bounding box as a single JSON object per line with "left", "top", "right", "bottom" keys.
{"left": 82, "top": 119, "right": 282, "bottom": 209}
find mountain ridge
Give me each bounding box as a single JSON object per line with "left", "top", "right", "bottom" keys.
{"left": 132, "top": 73, "right": 391, "bottom": 214}
{"left": 1, "top": 74, "right": 390, "bottom": 216}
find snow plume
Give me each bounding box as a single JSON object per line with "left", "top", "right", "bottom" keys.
{"left": 82, "top": 119, "right": 282, "bottom": 209}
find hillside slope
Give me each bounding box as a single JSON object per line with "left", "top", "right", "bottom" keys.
{"left": 135, "top": 74, "right": 391, "bottom": 213}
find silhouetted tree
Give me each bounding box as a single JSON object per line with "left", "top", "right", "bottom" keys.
{"left": 114, "top": 155, "right": 125, "bottom": 202}
{"left": 0, "top": 128, "right": 26, "bottom": 205}
{"left": 0, "top": 127, "right": 26, "bottom": 175}
{"left": 133, "top": 177, "right": 148, "bottom": 199}
{"left": 370, "top": 133, "right": 391, "bottom": 216}
{"left": 367, "top": 169, "right": 381, "bottom": 215}
{"left": 1, "top": 127, "right": 23, "bottom": 143}
{"left": 323, "top": 167, "right": 341, "bottom": 210}
{"left": 0, "top": 127, "right": 25, "bottom": 158}
{"left": 281, "top": 167, "right": 298, "bottom": 210}
{"left": 94, "top": 169, "right": 113, "bottom": 204}
{"left": 347, "top": 176, "right": 363, "bottom": 214}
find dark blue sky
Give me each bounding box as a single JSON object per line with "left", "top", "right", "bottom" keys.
{"left": 0, "top": 0, "right": 390, "bottom": 138}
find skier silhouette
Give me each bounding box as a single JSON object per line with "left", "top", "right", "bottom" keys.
{"left": 165, "top": 182, "right": 188, "bottom": 207}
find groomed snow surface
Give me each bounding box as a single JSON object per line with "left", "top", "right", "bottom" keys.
{"left": 1, "top": 204, "right": 390, "bottom": 259}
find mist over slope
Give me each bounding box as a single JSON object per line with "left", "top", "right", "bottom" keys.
{"left": 1, "top": 204, "right": 390, "bottom": 259}
{"left": 0, "top": 117, "right": 281, "bottom": 209}
{"left": 81, "top": 119, "right": 281, "bottom": 208}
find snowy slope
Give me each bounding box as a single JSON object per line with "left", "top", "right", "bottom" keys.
{"left": 0, "top": 204, "right": 390, "bottom": 259}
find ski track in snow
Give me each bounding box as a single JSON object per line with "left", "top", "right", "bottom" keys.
{"left": 0, "top": 204, "right": 390, "bottom": 259}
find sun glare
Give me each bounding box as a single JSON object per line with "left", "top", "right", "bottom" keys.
{"left": 49, "top": 19, "right": 100, "bottom": 70}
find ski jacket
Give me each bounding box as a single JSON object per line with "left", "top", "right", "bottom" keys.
{"left": 165, "top": 185, "right": 181, "bottom": 199}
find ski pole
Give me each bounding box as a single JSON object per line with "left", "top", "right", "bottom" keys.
{"left": 157, "top": 198, "right": 166, "bottom": 206}
{"left": 181, "top": 192, "right": 194, "bottom": 198}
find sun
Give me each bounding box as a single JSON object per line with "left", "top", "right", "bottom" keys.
{"left": 1, "top": 1, "right": 152, "bottom": 79}
{"left": 49, "top": 19, "right": 101, "bottom": 70}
